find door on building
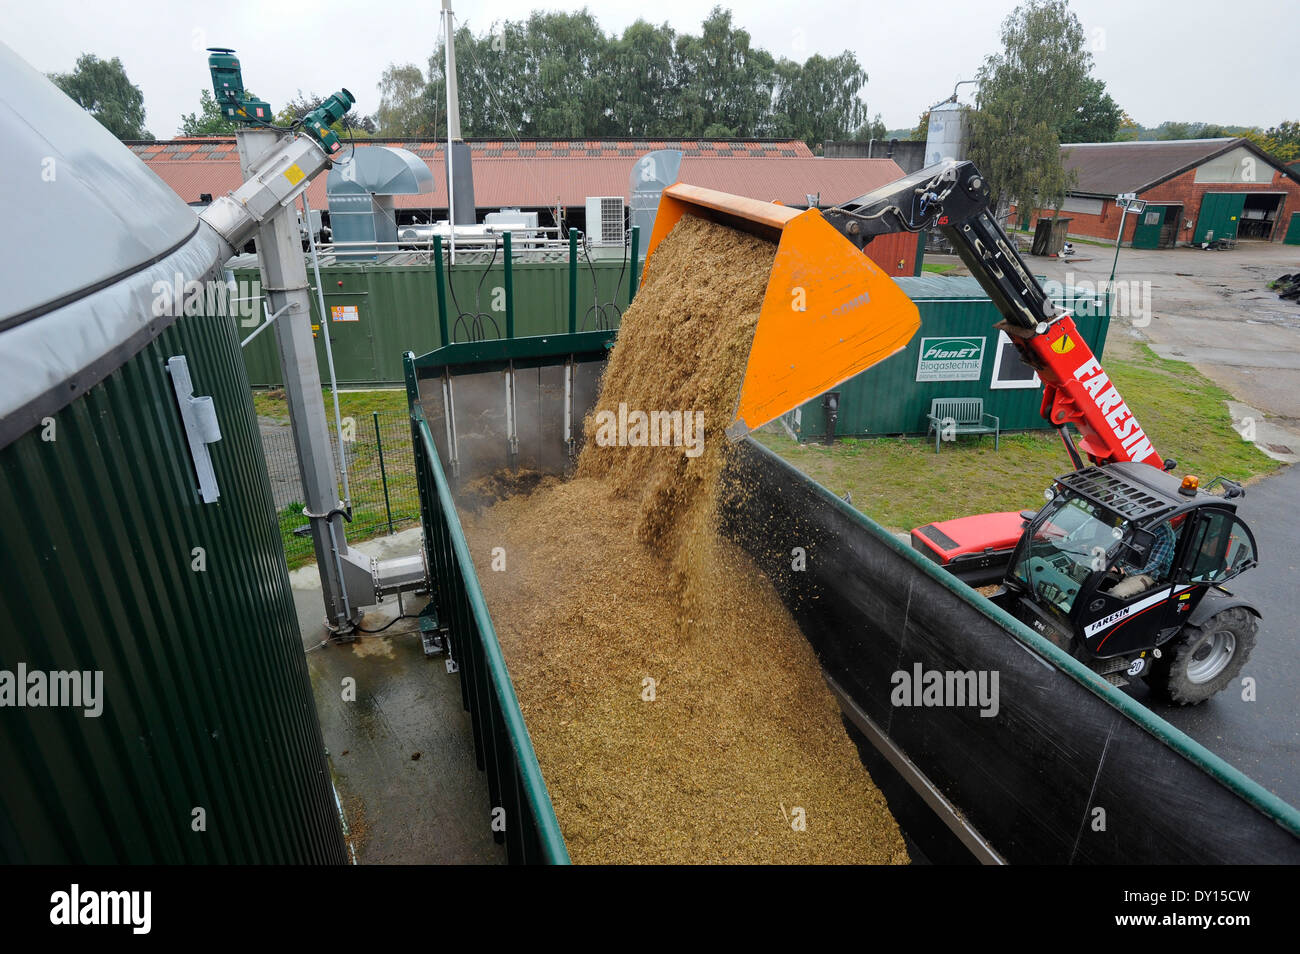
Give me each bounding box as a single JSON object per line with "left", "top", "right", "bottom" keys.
{"left": 1286, "top": 212, "right": 1300, "bottom": 246}
{"left": 1238, "top": 193, "right": 1285, "bottom": 240}
{"left": 1193, "top": 193, "right": 1246, "bottom": 244}
{"left": 1132, "top": 205, "right": 1183, "bottom": 249}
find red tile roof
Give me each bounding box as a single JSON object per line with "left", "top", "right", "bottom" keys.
{"left": 131, "top": 137, "right": 814, "bottom": 161}
{"left": 134, "top": 138, "right": 905, "bottom": 211}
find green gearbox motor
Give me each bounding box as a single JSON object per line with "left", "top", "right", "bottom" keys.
{"left": 301, "top": 89, "right": 355, "bottom": 155}
{"left": 206, "top": 47, "right": 353, "bottom": 155}
{"left": 206, "top": 47, "right": 273, "bottom": 125}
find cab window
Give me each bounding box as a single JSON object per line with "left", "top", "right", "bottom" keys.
{"left": 1185, "top": 510, "right": 1257, "bottom": 584}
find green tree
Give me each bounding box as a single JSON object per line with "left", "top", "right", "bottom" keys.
{"left": 376, "top": 64, "right": 433, "bottom": 137}
{"left": 911, "top": 110, "right": 931, "bottom": 142}
{"left": 1261, "top": 121, "right": 1299, "bottom": 163}
{"left": 428, "top": 13, "right": 609, "bottom": 138}
{"left": 1060, "top": 76, "right": 1123, "bottom": 142}
{"left": 771, "top": 51, "right": 870, "bottom": 146}
{"left": 969, "top": 0, "right": 1093, "bottom": 217}
{"left": 381, "top": 6, "right": 877, "bottom": 144}
{"left": 49, "top": 53, "right": 152, "bottom": 140}
{"left": 674, "top": 8, "right": 775, "bottom": 138}
{"left": 178, "top": 89, "right": 239, "bottom": 136}
{"left": 852, "top": 114, "right": 887, "bottom": 143}
{"left": 608, "top": 20, "right": 679, "bottom": 137}
{"left": 1153, "top": 120, "right": 1261, "bottom": 142}
{"left": 1115, "top": 111, "right": 1140, "bottom": 141}
{"left": 1154, "top": 121, "right": 1199, "bottom": 140}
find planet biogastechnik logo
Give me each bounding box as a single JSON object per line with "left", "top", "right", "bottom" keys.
{"left": 916, "top": 336, "right": 986, "bottom": 382}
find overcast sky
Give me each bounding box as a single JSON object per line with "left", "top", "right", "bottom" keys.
{"left": 7, "top": 0, "right": 1296, "bottom": 139}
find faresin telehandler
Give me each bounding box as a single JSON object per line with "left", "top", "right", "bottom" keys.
{"left": 643, "top": 158, "right": 1260, "bottom": 707}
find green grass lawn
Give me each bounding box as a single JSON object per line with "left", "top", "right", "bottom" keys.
{"left": 921, "top": 262, "right": 957, "bottom": 275}
{"left": 252, "top": 386, "right": 408, "bottom": 421}
{"left": 256, "top": 387, "right": 420, "bottom": 570}
{"left": 755, "top": 345, "right": 1280, "bottom": 533}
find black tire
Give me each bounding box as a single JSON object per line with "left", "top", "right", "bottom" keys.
{"left": 1144, "top": 607, "right": 1257, "bottom": 705}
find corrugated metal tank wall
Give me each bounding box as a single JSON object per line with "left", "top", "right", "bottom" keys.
{"left": 0, "top": 308, "right": 346, "bottom": 864}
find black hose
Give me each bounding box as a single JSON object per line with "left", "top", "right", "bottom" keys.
{"left": 580, "top": 228, "right": 630, "bottom": 332}
{"left": 448, "top": 236, "right": 502, "bottom": 342}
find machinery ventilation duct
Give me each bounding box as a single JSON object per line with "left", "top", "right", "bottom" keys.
{"left": 326, "top": 146, "right": 434, "bottom": 260}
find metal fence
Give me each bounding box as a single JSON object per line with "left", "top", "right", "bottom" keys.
{"left": 260, "top": 409, "right": 420, "bottom": 566}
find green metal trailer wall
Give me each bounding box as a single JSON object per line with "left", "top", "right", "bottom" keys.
{"left": 791, "top": 275, "right": 1111, "bottom": 441}
{"left": 238, "top": 258, "right": 634, "bottom": 388}
{"left": 0, "top": 309, "right": 346, "bottom": 864}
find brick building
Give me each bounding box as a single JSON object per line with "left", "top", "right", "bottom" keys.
{"left": 1022, "top": 138, "right": 1300, "bottom": 248}
{"left": 127, "top": 137, "right": 922, "bottom": 275}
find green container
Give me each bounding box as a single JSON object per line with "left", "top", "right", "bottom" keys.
{"left": 1, "top": 39, "right": 345, "bottom": 864}
{"left": 238, "top": 257, "right": 634, "bottom": 388}
{"left": 0, "top": 310, "right": 346, "bottom": 864}
{"left": 790, "top": 275, "right": 1111, "bottom": 441}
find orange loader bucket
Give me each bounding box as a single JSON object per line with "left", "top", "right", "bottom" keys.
{"left": 644, "top": 182, "right": 921, "bottom": 440}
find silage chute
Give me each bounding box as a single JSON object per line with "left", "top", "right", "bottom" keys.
{"left": 643, "top": 181, "right": 922, "bottom": 440}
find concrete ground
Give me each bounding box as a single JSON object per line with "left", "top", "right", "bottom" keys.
{"left": 291, "top": 528, "right": 503, "bottom": 864}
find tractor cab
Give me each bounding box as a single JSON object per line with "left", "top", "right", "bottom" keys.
{"left": 993, "top": 463, "right": 1257, "bottom": 689}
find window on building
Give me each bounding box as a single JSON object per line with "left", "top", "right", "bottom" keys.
{"left": 989, "top": 330, "right": 1041, "bottom": 390}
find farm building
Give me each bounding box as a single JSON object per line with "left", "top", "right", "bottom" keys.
{"left": 1023, "top": 138, "right": 1300, "bottom": 247}
{"left": 128, "top": 137, "right": 923, "bottom": 275}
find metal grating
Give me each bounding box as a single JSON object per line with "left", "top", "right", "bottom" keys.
{"left": 600, "top": 196, "right": 623, "bottom": 244}
{"left": 1056, "top": 466, "right": 1173, "bottom": 521}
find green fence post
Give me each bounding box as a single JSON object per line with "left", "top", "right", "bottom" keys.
{"left": 568, "top": 229, "right": 581, "bottom": 335}
{"left": 404, "top": 352, "right": 433, "bottom": 557}
{"left": 503, "top": 230, "right": 514, "bottom": 340}
{"left": 629, "top": 225, "right": 640, "bottom": 307}
{"left": 373, "top": 411, "right": 395, "bottom": 535}
{"left": 433, "top": 235, "right": 449, "bottom": 346}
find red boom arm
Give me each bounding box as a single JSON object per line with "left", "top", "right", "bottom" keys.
{"left": 1020, "top": 314, "right": 1163, "bottom": 469}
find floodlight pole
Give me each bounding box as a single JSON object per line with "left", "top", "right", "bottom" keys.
{"left": 1107, "top": 193, "right": 1143, "bottom": 312}
{"left": 1108, "top": 206, "right": 1129, "bottom": 292}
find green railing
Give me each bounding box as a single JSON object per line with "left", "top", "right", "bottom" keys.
{"left": 405, "top": 355, "right": 569, "bottom": 864}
